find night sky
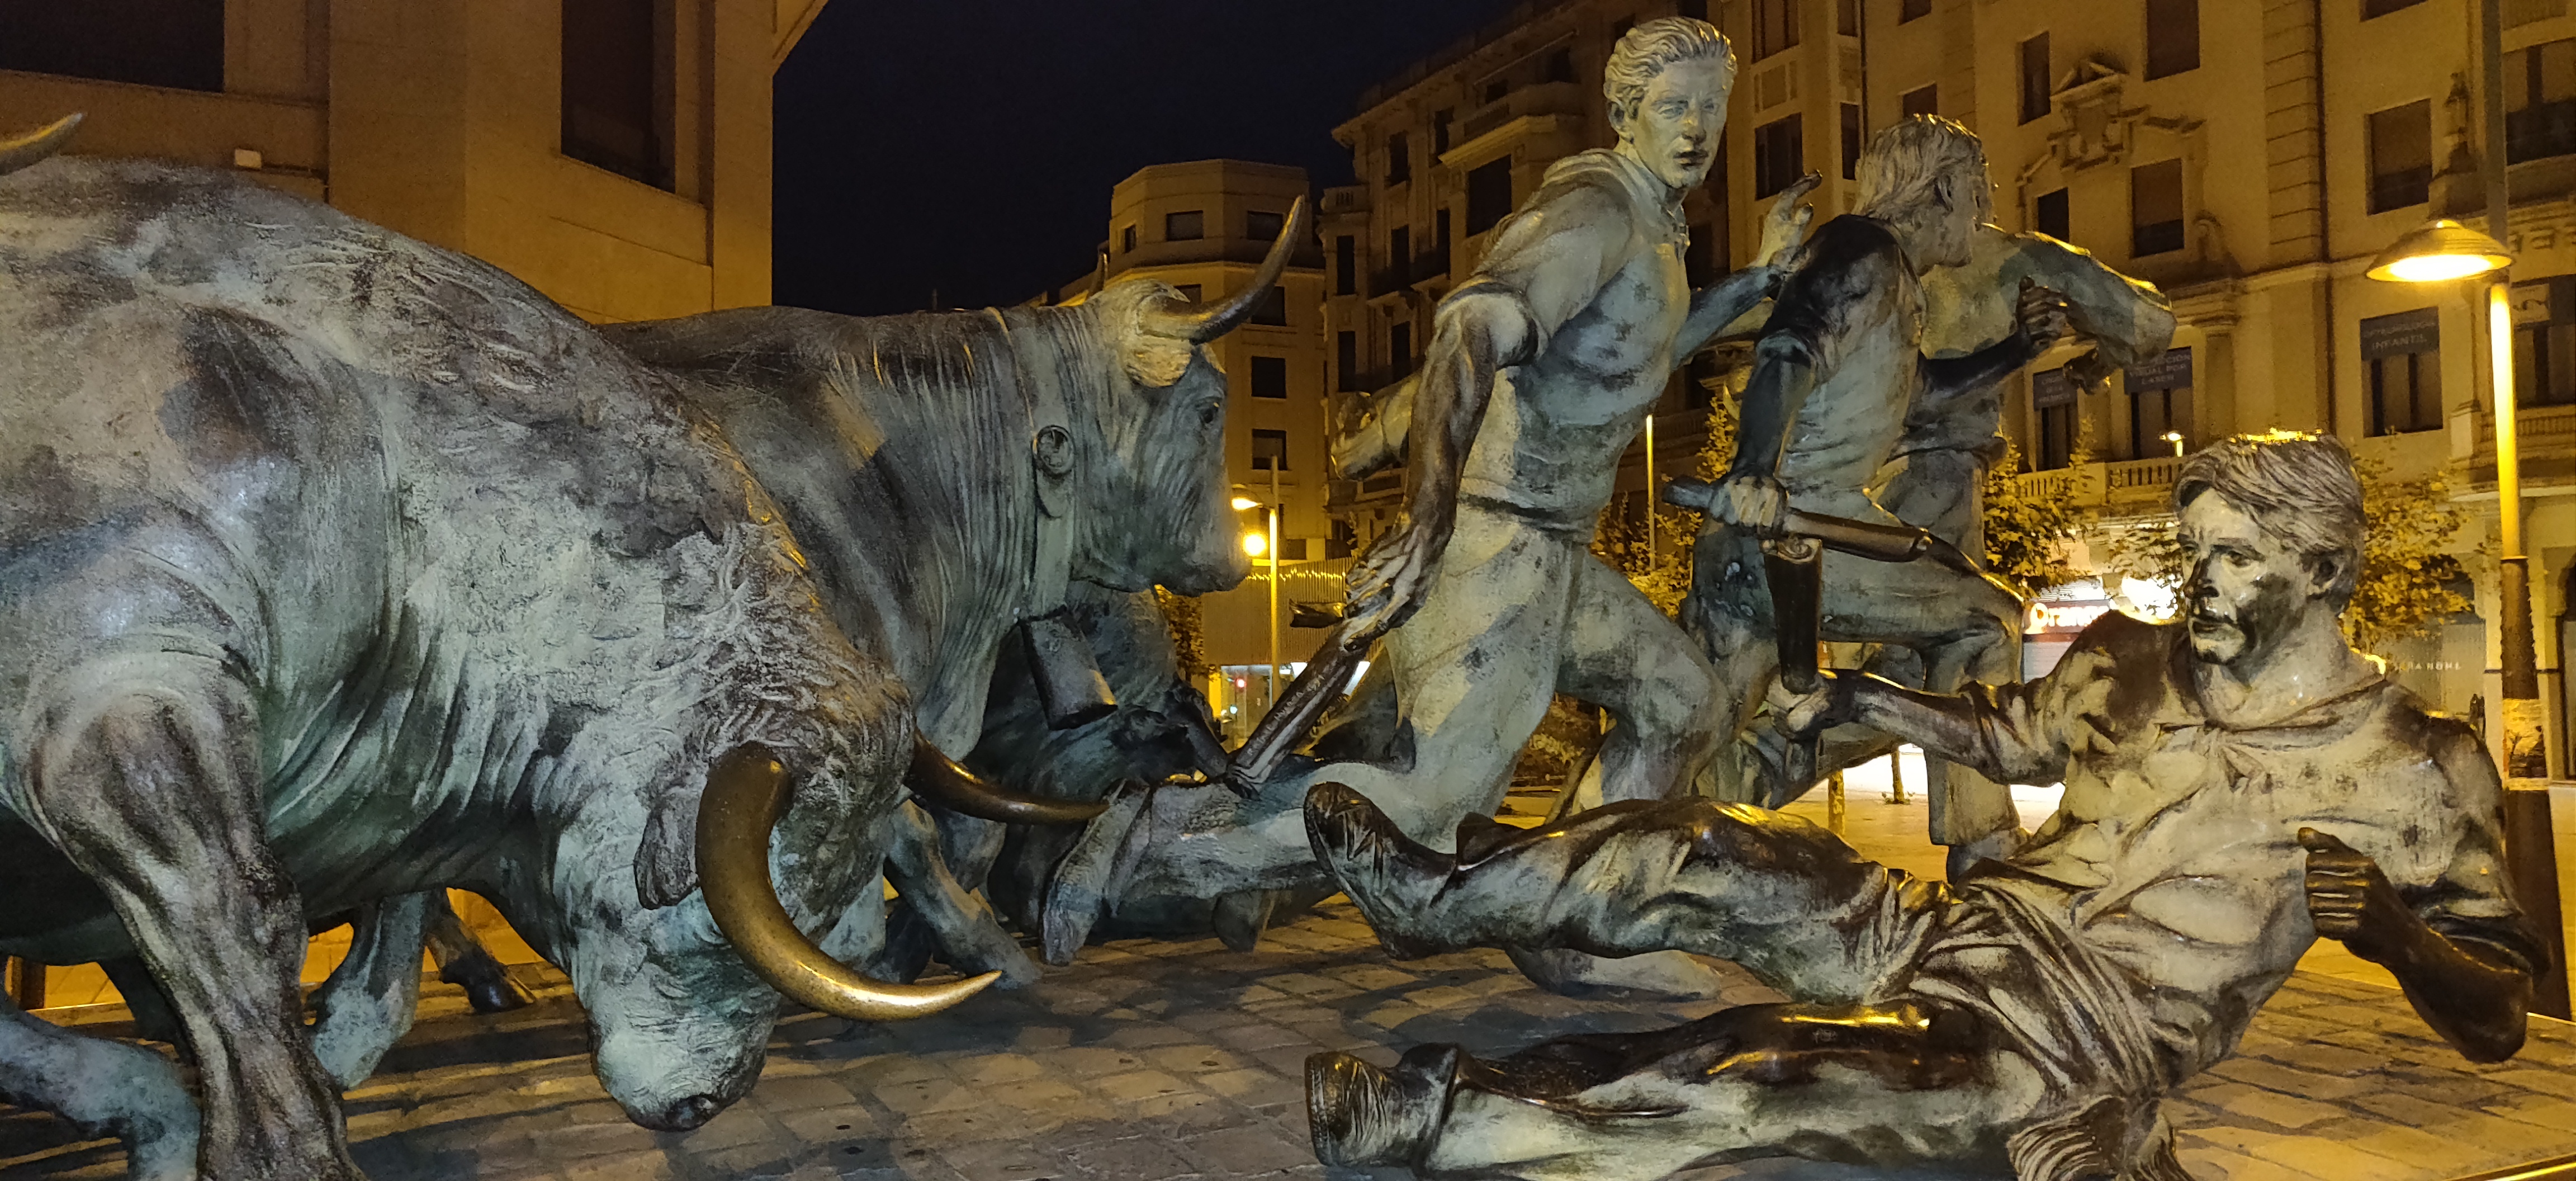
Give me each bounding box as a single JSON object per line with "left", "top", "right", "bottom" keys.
{"left": 773, "top": 0, "right": 1519, "bottom": 316}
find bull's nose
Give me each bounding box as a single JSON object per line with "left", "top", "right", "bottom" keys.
{"left": 658, "top": 1094, "right": 722, "bottom": 1131}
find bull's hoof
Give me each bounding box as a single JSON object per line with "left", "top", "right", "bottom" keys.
{"left": 452, "top": 964, "right": 536, "bottom": 1014}
{"left": 1301, "top": 783, "right": 1450, "bottom": 956}
{"left": 1306, "top": 1047, "right": 1450, "bottom": 1168}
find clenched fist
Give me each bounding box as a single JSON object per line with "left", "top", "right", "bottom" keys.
{"left": 2298, "top": 827, "right": 2414, "bottom": 963}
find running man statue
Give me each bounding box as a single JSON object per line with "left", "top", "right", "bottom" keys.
{"left": 1098, "top": 18, "right": 1817, "bottom": 911}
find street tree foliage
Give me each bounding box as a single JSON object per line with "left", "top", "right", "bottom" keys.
{"left": 1153, "top": 585, "right": 1210, "bottom": 681}
{"left": 2096, "top": 457, "right": 2470, "bottom": 654}
{"left": 1981, "top": 441, "right": 2086, "bottom": 599}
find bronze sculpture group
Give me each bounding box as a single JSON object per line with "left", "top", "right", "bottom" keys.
{"left": 0, "top": 16, "right": 2549, "bottom": 1181}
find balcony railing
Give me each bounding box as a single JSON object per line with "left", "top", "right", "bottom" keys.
{"left": 1456, "top": 81, "right": 1584, "bottom": 148}
{"left": 2013, "top": 456, "right": 2184, "bottom": 515}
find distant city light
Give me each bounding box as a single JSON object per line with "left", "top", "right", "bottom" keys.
{"left": 1241, "top": 531, "right": 1267, "bottom": 557}
{"left": 1231, "top": 496, "right": 1261, "bottom": 510}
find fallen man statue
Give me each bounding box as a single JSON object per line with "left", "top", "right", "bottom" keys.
{"left": 1301, "top": 432, "right": 2547, "bottom": 1181}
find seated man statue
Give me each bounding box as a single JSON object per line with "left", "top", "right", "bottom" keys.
{"left": 1303, "top": 431, "right": 2546, "bottom": 1181}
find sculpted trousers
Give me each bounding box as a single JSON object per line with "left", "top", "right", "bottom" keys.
{"left": 1122, "top": 503, "right": 1723, "bottom": 897}
{"left": 1307, "top": 794, "right": 2046, "bottom": 1180}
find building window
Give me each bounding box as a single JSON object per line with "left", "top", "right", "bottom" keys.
{"left": 1251, "top": 356, "right": 1290, "bottom": 399}
{"left": 2362, "top": 309, "right": 2444, "bottom": 435}
{"left": 561, "top": 0, "right": 676, "bottom": 190}
{"left": 2513, "top": 277, "right": 2576, "bottom": 407}
{"left": 1840, "top": 103, "right": 1863, "bottom": 179}
{"left": 1467, "top": 157, "right": 1516, "bottom": 235}
{"left": 1544, "top": 46, "right": 1576, "bottom": 83}
{"left": 1431, "top": 208, "right": 1453, "bottom": 276}
{"left": 1901, "top": 84, "right": 1938, "bottom": 117}
{"left": 2019, "top": 34, "right": 2052, "bottom": 125}
{"left": 2364, "top": 0, "right": 2426, "bottom": 15}
{"left": 1336, "top": 235, "right": 1357, "bottom": 296}
{"left": 1613, "top": 15, "right": 1636, "bottom": 40}
{"left": 1754, "top": 0, "right": 1800, "bottom": 60}
{"left": 2144, "top": 0, "right": 2199, "bottom": 79}
{"left": 1391, "top": 322, "right": 1415, "bottom": 380}
{"left": 1434, "top": 108, "right": 1456, "bottom": 154}
{"left": 1338, "top": 331, "right": 1361, "bottom": 391}
{"left": 1484, "top": 78, "right": 1512, "bottom": 104}
{"left": 1121, "top": 225, "right": 1139, "bottom": 254}
{"left": 2367, "top": 101, "right": 2433, "bottom": 214}
{"left": 1329, "top": 518, "right": 1358, "bottom": 560}
{"left": 0, "top": 0, "right": 224, "bottom": 92}
{"left": 1389, "top": 225, "right": 1411, "bottom": 286}
{"left": 1387, "top": 131, "right": 1413, "bottom": 186}
{"left": 1900, "top": 0, "right": 1932, "bottom": 21}
{"left": 2130, "top": 158, "right": 2185, "bottom": 256}
{"left": 1754, "top": 115, "right": 1806, "bottom": 197}
{"left": 1839, "top": 0, "right": 1860, "bottom": 36}
{"left": 2035, "top": 187, "right": 2070, "bottom": 240}
{"left": 1167, "top": 210, "right": 1206, "bottom": 241}
{"left": 1252, "top": 286, "right": 1290, "bottom": 327}
{"left": 1252, "top": 429, "right": 1289, "bottom": 471}
{"left": 2123, "top": 348, "right": 2194, "bottom": 459}
{"left": 2032, "top": 368, "right": 2078, "bottom": 471}
{"left": 1248, "top": 209, "right": 1286, "bottom": 243}
{"left": 2505, "top": 39, "right": 2576, "bottom": 164}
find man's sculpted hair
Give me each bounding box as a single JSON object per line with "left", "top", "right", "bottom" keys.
{"left": 1855, "top": 115, "right": 1989, "bottom": 223}
{"left": 1604, "top": 17, "right": 1734, "bottom": 116}
{"left": 2175, "top": 431, "right": 2366, "bottom": 603}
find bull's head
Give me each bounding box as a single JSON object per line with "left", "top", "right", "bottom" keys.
{"left": 1067, "top": 198, "right": 1309, "bottom": 597}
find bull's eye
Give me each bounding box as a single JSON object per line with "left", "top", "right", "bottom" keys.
{"left": 1198, "top": 400, "right": 1222, "bottom": 429}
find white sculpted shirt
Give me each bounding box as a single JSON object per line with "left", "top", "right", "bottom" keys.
{"left": 1901, "top": 612, "right": 2541, "bottom": 1096}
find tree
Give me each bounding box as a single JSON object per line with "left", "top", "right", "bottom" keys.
{"left": 2094, "top": 458, "right": 2472, "bottom": 655}
{"left": 1981, "top": 440, "right": 2086, "bottom": 598}
{"left": 1153, "top": 585, "right": 1210, "bottom": 681}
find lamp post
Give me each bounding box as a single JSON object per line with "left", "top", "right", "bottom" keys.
{"left": 1234, "top": 491, "right": 1282, "bottom": 716}
{"left": 2367, "top": 211, "right": 2569, "bottom": 1017}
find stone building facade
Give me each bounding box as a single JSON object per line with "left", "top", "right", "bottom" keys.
{"left": 0, "top": 0, "right": 823, "bottom": 322}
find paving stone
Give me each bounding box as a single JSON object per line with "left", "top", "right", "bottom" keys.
{"left": 12, "top": 904, "right": 2576, "bottom": 1181}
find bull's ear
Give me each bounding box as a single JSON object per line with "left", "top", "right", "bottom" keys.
{"left": 1123, "top": 335, "right": 1194, "bottom": 389}
{"left": 635, "top": 781, "right": 700, "bottom": 909}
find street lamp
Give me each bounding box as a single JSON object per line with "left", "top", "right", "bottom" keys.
{"left": 2369, "top": 209, "right": 2569, "bottom": 1018}
{"left": 1236, "top": 490, "right": 1282, "bottom": 717}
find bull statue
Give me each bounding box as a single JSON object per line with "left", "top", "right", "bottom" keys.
{"left": 607, "top": 204, "right": 1303, "bottom": 981}
{"left": 0, "top": 119, "right": 1017, "bottom": 1179}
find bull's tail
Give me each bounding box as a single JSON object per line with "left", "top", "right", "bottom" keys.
{"left": 0, "top": 115, "right": 82, "bottom": 177}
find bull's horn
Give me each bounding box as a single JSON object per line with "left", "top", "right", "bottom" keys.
{"left": 0, "top": 114, "right": 82, "bottom": 177}
{"left": 696, "top": 744, "right": 998, "bottom": 1021}
{"left": 909, "top": 734, "right": 1109, "bottom": 825}
{"left": 1144, "top": 196, "right": 1310, "bottom": 343}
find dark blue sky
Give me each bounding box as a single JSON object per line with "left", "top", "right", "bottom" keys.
{"left": 773, "top": 0, "right": 1518, "bottom": 316}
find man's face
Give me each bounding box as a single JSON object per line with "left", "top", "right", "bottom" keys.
{"left": 1620, "top": 56, "right": 1732, "bottom": 191}
{"left": 2177, "top": 489, "right": 2326, "bottom": 667}
{"left": 1921, "top": 160, "right": 1994, "bottom": 268}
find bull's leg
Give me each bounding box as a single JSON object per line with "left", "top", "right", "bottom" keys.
{"left": 0, "top": 989, "right": 200, "bottom": 1181}
{"left": 881, "top": 802, "right": 1039, "bottom": 988}
{"left": 98, "top": 956, "right": 188, "bottom": 1048}
{"left": 308, "top": 894, "right": 430, "bottom": 1089}
{"left": 422, "top": 892, "right": 533, "bottom": 1013}
{"left": 1306, "top": 1000, "right": 2024, "bottom": 1181}
{"left": 23, "top": 665, "right": 359, "bottom": 1179}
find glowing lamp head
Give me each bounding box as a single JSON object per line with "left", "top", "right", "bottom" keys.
{"left": 1240, "top": 531, "right": 1267, "bottom": 558}
{"left": 2366, "top": 219, "right": 2513, "bottom": 285}
{"left": 1230, "top": 496, "right": 1261, "bottom": 511}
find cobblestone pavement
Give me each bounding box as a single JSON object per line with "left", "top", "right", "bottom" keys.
{"left": 7, "top": 899, "right": 2575, "bottom": 1181}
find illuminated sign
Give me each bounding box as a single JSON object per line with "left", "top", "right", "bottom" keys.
{"left": 2025, "top": 598, "right": 2112, "bottom": 635}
